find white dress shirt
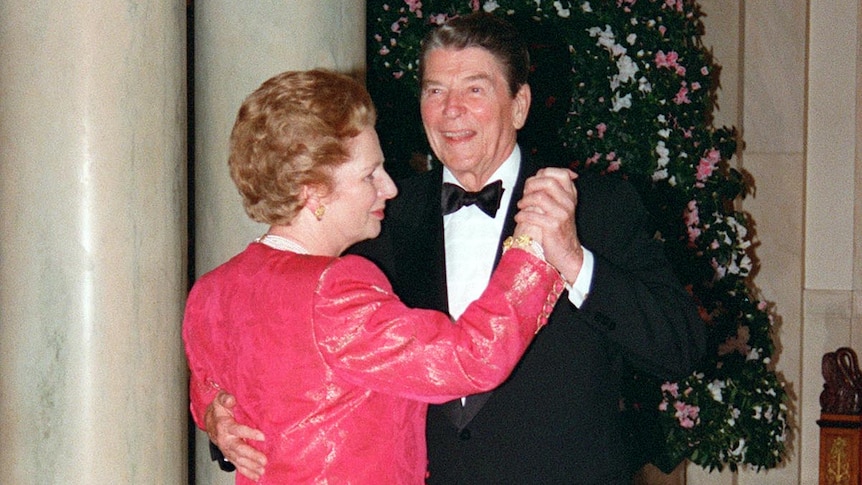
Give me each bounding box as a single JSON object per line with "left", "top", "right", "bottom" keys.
{"left": 443, "top": 145, "right": 595, "bottom": 322}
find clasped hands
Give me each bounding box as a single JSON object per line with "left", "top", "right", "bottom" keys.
{"left": 513, "top": 167, "right": 584, "bottom": 284}
{"left": 204, "top": 167, "right": 585, "bottom": 481}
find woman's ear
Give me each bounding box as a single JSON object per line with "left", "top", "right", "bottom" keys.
{"left": 302, "top": 184, "right": 326, "bottom": 221}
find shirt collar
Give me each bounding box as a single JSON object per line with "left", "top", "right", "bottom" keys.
{"left": 441, "top": 145, "right": 521, "bottom": 194}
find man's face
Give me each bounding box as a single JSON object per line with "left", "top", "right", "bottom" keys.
{"left": 420, "top": 47, "right": 530, "bottom": 190}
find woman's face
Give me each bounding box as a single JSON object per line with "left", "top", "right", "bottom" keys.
{"left": 322, "top": 127, "right": 398, "bottom": 252}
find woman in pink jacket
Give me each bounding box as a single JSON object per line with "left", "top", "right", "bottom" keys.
{"left": 183, "top": 69, "right": 565, "bottom": 484}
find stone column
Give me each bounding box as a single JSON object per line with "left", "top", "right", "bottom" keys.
{"left": 0, "top": 1, "right": 187, "bottom": 483}
{"left": 192, "top": 2, "right": 365, "bottom": 483}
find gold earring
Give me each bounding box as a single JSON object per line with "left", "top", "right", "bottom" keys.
{"left": 314, "top": 205, "right": 326, "bottom": 221}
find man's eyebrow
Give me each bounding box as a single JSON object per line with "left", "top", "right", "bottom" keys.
{"left": 423, "top": 73, "right": 493, "bottom": 86}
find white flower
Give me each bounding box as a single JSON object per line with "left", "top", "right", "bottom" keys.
{"left": 581, "top": 2, "right": 593, "bottom": 13}
{"left": 739, "top": 254, "right": 752, "bottom": 275}
{"left": 588, "top": 25, "right": 616, "bottom": 51}
{"left": 652, "top": 168, "right": 669, "bottom": 181}
{"left": 747, "top": 347, "right": 760, "bottom": 361}
{"left": 483, "top": 0, "right": 500, "bottom": 12}
{"left": 611, "top": 92, "right": 632, "bottom": 112}
{"left": 658, "top": 128, "right": 670, "bottom": 139}
{"left": 753, "top": 405, "right": 762, "bottom": 419}
{"left": 730, "top": 438, "right": 746, "bottom": 457}
{"left": 708, "top": 379, "right": 726, "bottom": 402}
{"left": 655, "top": 141, "right": 670, "bottom": 178}
{"left": 638, "top": 76, "right": 652, "bottom": 93}
{"left": 553, "top": 1, "right": 571, "bottom": 17}
{"left": 712, "top": 259, "right": 726, "bottom": 279}
{"left": 616, "top": 55, "right": 639, "bottom": 83}
{"left": 627, "top": 33, "right": 637, "bottom": 45}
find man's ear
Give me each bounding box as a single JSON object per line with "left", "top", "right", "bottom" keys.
{"left": 512, "top": 83, "right": 532, "bottom": 130}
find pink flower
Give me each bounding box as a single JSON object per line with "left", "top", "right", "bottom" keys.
{"left": 685, "top": 201, "right": 701, "bottom": 226}
{"left": 404, "top": 0, "right": 422, "bottom": 14}
{"left": 379, "top": 46, "right": 390, "bottom": 55}
{"left": 393, "top": 71, "right": 404, "bottom": 79}
{"left": 661, "top": 382, "right": 680, "bottom": 397}
{"left": 696, "top": 159, "right": 713, "bottom": 181}
{"left": 655, "top": 50, "right": 679, "bottom": 69}
{"left": 607, "top": 160, "right": 621, "bottom": 172}
{"left": 429, "top": 13, "right": 449, "bottom": 25}
{"left": 673, "top": 401, "right": 700, "bottom": 428}
{"left": 696, "top": 148, "right": 720, "bottom": 181}
{"left": 664, "top": 0, "right": 683, "bottom": 11}
{"left": 684, "top": 201, "right": 701, "bottom": 244}
{"left": 673, "top": 83, "right": 690, "bottom": 105}
{"left": 471, "top": 0, "right": 480, "bottom": 11}
{"left": 701, "top": 66, "right": 709, "bottom": 76}
{"left": 596, "top": 122, "right": 607, "bottom": 139}
{"left": 391, "top": 17, "right": 408, "bottom": 33}
{"left": 585, "top": 152, "right": 601, "bottom": 166}
{"left": 656, "top": 51, "right": 686, "bottom": 77}
{"left": 687, "top": 226, "right": 702, "bottom": 245}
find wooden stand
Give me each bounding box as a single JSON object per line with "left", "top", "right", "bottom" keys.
{"left": 818, "top": 347, "right": 862, "bottom": 485}
{"left": 819, "top": 414, "right": 861, "bottom": 485}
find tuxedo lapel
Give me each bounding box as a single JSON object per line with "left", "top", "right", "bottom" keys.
{"left": 494, "top": 156, "right": 535, "bottom": 266}
{"left": 453, "top": 155, "right": 541, "bottom": 428}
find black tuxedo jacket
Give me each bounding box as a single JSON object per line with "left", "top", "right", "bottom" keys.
{"left": 351, "top": 154, "right": 705, "bottom": 484}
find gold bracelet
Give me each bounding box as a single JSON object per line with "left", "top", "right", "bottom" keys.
{"left": 502, "top": 235, "right": 545, "bottom": 260}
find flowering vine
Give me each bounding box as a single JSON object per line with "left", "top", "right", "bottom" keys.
{"left": 367, "top": 0, "right": 789, "bottom": 472}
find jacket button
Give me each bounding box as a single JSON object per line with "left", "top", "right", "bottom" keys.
{"left": 458, "top": 428, "right": 471, "bottom": 441}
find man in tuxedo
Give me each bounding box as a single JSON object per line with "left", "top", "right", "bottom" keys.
{"left": 206, "top": 12, "right": 705, "bottom": 484}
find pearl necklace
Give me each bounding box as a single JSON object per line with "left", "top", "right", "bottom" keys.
{"left": 255, "top": 233, "right": 310, "bottom": 254}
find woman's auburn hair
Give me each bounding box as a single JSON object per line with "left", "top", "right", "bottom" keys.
{"left": 228, "top": 69, "right": 376, "bottom": 225}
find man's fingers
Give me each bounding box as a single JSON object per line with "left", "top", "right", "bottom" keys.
{"left": 235, "top": 464, "right": 263, "bottom": 482}
{"left": 216, "top": 391, "right": 237, "bottom": 408}
{"left": 229, "top": 423, "right": 266, "bottom": 442}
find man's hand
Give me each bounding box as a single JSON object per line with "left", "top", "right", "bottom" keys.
{"left": 205, "top": 390, "right": 267, "bottom": 481}
{"left": 515, "top": 168, "right": 583, "bottom": 283}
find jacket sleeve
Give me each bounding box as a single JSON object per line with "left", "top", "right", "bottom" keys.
{"left": 182, "top": 279, "right": 223, "bottom": 431}
{"left": 575, "top": 175, "right": 706, "bottom": 380}
{"left": 312, "top": 250, "right": 564, "bottom": 404}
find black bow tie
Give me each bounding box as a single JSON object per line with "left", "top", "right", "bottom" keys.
{"left": 441, "top": 180, "right": 504, "bottom": 217}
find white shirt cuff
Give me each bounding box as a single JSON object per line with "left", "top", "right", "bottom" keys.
{"left": 566, "top": 247, "right": 594, "bottom": 308}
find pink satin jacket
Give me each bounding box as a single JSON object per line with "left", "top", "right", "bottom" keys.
{"left": 183, "top": 242, "right": 562, "bottom": 484}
